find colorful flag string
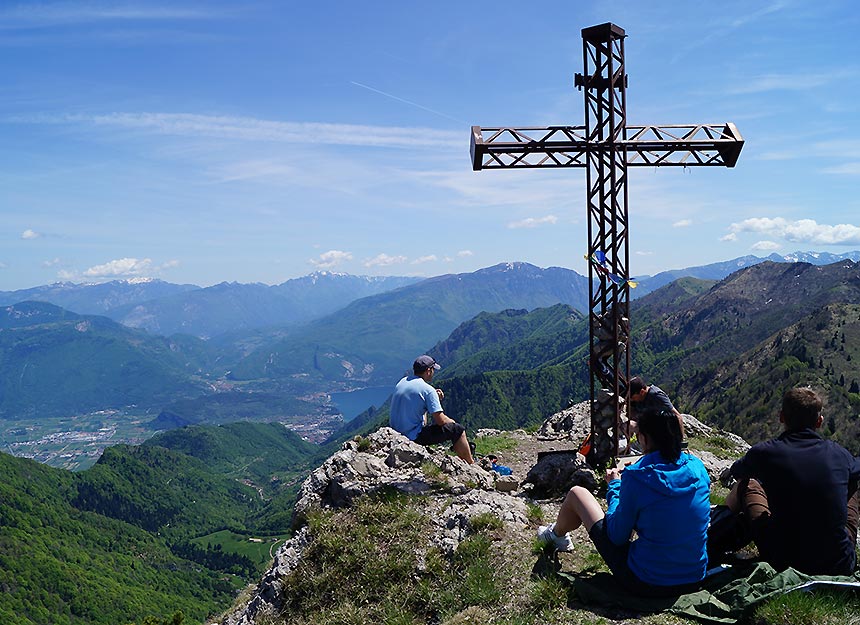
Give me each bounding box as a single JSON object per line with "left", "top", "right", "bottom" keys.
{"left": 584, "top": 251, "right": 638, "bottom": 288}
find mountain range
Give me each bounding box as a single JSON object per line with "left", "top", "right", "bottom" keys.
{"left": 4, "top": 252, "right": 860, "bottom": 428}
{"left": 2, "top": 251, "right": 857, "bottom": 341}
{"left": 0, "top": 301, "right": 214, "bottom": 419}
{"left": 226, "top": 262, "right": 591, "bottom": 384}
{"left": 1, "top": 272, "right": 421, "bottom": 339}
{"left": 344, "top": 259, "right": 860, "bottom": 454}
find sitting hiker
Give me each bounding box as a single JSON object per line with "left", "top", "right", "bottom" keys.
{"left": 712, "top": 387, "right": 860, "bottom": 575}
{"left": 537, "top": 409, "right": 711, "bottom": 597}
{"left": 389, "top": 355, "right": 474, "bottom": 464}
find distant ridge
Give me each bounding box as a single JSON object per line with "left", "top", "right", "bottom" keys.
{"left": 228, "top": 262, "right": 591, "bottom": 385}
{"left": 0, "top": 278, "right": 199, "bottom": 315}
{"left": 633, "top": 250, "right": 860, "bottom": 296}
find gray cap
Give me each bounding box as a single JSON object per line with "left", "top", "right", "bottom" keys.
{"left": 413, "top": 355, "right": 441, "bottom": 372}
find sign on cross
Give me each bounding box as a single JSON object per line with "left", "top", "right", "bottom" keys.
{"left": 470, "top": 22, "right": 743, "bottom": 465}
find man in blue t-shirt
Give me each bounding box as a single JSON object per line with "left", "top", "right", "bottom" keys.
{"left": 389, "top": 355, "right": 474, "bottom": 464}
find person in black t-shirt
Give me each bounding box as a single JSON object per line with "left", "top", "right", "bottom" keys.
{"left": 716, "top": 387, "right": 860, "bottom": 575}
{"left": 625, "top": 376, "right": 684, "bottom": 452}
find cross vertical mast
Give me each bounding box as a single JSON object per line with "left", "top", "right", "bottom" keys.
{"left": 577, "top": 23, "right": 630, "bottom": 462}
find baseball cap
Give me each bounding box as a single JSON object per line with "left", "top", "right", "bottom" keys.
{"left": 413, "top": 355, "right": 441, "bottom": 372}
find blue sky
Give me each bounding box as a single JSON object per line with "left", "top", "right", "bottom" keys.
{"left": 2, "top": 1, "right": 860, "bottom": 290}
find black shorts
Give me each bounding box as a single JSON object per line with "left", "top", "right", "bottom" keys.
{"left": 588, "top": 519, "right": 701, "bottom": 598}
{"left": 414, "top": 422, "right": 465, "bottom": 446}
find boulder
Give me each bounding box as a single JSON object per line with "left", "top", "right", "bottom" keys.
{"left": 523, "top": 450, "right": 597, "bottom": 498}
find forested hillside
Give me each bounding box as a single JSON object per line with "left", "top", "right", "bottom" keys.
{"left": 0, "top": 420, "right": 326, "bottom": 625}
{"left": 0, "top": 302, "right": 213, "bottom": 419}
{"left": 630, "top": 261, "right": 860, "bottom": 452}
{"left": 0, "top": 453, "right": 236, "bottom": 625}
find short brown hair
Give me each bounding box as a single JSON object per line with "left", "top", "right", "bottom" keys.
{"left": 628, "top": 376, "right": 646, "bottom": 395}
{"left": 781, "top": 387, "right": 822, "bottom": 430}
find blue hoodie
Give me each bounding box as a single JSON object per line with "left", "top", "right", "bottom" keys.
{"left": 605, "top": 451, "right": 711, "bottom": 586}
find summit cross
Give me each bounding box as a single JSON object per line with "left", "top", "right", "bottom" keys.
{"left": 470, "top": 22, "right": 744, "bottom": 465}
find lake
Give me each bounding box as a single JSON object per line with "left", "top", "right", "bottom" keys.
{"left": 330, "top": 385, "right": 393, "bottom": 421}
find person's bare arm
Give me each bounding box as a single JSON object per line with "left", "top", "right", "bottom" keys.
{"left": 430, "top": 410, "right": 455, "bottom": 426}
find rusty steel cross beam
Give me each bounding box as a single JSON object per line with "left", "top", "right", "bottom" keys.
{"left": 470, "top": 22, "right": 743, "bottom": 466}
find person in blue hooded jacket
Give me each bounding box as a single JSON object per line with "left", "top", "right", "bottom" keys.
{"left": 537, "top": 409, "right": 711, "bottom": 597}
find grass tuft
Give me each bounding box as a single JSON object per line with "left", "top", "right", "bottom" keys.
{"left": 469, "top": 512, "right": 504, "bottom": 533}
{"left": 525, "top": 502, "right": 544, "bottom": 524}
{"left": 527, "top": 574, "right": 569, "bottom": 613}
{"left": 753, "top": 589, "right": 860, "bottom": 625}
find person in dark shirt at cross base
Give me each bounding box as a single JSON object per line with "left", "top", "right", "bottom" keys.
{"left": 625, "top": 376, "right": 684, "bottom": 452}
{"left": 713, "top": 387, "right": 860, "bottom": 575}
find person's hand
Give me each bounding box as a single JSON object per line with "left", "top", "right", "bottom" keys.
{"left": 606, "top": 467, "right": 622, "bottom": 482}
{"left": 436, "top": 388, "right": 444, "bottom": 401}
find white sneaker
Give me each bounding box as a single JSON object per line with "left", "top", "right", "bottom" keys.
{"left": 536, "top": 523, "right": 573, "bottom": 552}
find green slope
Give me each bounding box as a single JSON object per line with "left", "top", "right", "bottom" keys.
{"left": 0, "top": 302, "right": 212, "bottom": 419}
{"left": 431, "top": 303, "right": 587, "bottom": 378}
{"left": 0, "top": 453, "right": 235, "bottom": 625}
{"left": 74, "top": 444, "right": 261, "bottom": 539}
{"left": 146, "top": 421, "right": 320, "bottom": 495}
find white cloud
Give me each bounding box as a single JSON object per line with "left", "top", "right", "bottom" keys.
{"left": 411, "top": 255, "right": 437, "bottom": 265}
{"left": 209, "top": 160, "right": 296, "bottom": 183}
{"left": 635, "top": 251, "right": 654, "bottom": 256}
{"left": 507, "top": 215, "right": 558, "bottom": 229}
{"left": 75, "top": 257, "right": 179, "bottom": 279}
{"left": 309, "top": 250, "right": 353, "bottom": 269}
{"left": 42, "top": 258, "right": 63, "bottom": 267}
{"left": 730, "top": 71, "right": 850, "bottom": 95}
{"left": 32, "top": 112, "right": 462, "bottom": 150}
{"left": 0, "top": 5, "right": 211, "bottom": 28}
{"left": 821, "top": 162, "right": 860, "bottom": 176}
{"left": 457, "top": 250, "right": 473, "bottom": 257}
{"left": 727, "top": 217, "right": 860, "bottom": 245}
{"left": 21, "top": 229, "right": 40, "bottom": 239}
{"left": 751, "top": 240, "right": 781, "bottom": 251}
{"left": 83, "top": 257, "right": 154, "bottom": 278}
{"left": 720, "top": 233, "right": 738, "bottom": 242}
{"left": 673, "top": 219, "right": 692, "bottom": 228}
{"left": 364, "top": 253, "right": 407, "bottom": 268}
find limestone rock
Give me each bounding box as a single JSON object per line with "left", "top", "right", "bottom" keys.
{"left": 536, "top": 400, "right": 590, "bottom": 441}
{"left": 494, "top": 474, "right": 519, "bottom": 493}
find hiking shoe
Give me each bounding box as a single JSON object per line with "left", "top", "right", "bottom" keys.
{"left": 536, "top": 523, "right": 573, "bottom": 552}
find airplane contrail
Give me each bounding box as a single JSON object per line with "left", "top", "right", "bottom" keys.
{"left": 350, "top": 81, "right": 464, "bottom": 124}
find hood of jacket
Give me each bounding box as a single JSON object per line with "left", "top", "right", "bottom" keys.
{"left": 622, "top": 451, "right": 704, "bottom": 497}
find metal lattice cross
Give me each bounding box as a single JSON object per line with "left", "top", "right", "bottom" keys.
{"left": 470, "top": 22, "right": 743, "bottom": 465}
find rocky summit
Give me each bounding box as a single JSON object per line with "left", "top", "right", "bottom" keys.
{"left": 212, "top": 403, "right": 750, "bottom": 625}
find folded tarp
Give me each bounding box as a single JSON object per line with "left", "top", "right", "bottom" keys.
{"left": 559, "top": 562, "right": 860, "bottom": 624}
